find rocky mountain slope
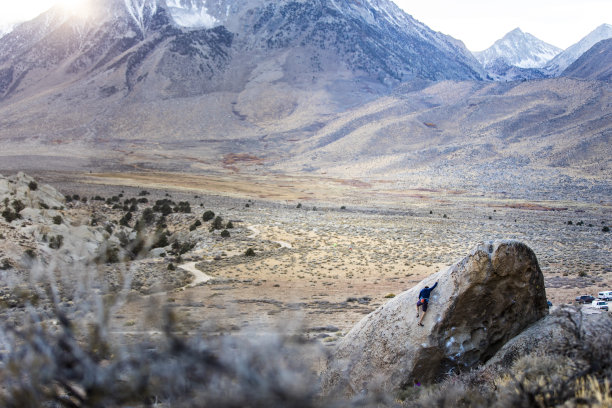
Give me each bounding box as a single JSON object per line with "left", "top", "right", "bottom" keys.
{"left": 0, "top": 0, "right": 483, "bottom": 104}
{"left": 271, "top": 78, "right": 611, "bottom": 200}
{"left": 544, "top": 23, "right": 612, "bottom": 76}
{"left": 0, "top": 2, "right": 609, "bottom": 201}
{"left": 562, "top": 38, "right": 612, "bottom": 81}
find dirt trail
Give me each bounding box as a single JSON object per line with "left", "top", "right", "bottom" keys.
{"left": 178, "top": 261, "right": 213, "bottom": 286}
{"left": 247, "top": 225, "right": 292, "bottom": 249}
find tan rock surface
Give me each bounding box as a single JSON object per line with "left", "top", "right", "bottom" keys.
{"left": 323, "top": 240, "right": 549, "bottom": 396}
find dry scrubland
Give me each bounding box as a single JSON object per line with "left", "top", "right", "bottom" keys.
{"left": 17, "top": 171, "right": 612, "bottom": 336}
{"left": 1, "top": 170, "right": 611, "bottom": 406}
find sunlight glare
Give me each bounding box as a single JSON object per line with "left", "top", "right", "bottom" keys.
{"left": 56, "top": 0, "right": 91, "bottom": 16}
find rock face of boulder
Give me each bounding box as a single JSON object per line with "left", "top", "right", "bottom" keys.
{"left": 322, "top": 240, "right": 549, "bottom": 396}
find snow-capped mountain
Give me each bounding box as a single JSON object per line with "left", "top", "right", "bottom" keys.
{"left": 473, "top": 28, "right": 561, "bottom": 69}
{"left": 544, "top": 23, "right": 612, "bottom": 76}
{"left": 0, "top": 0, "right": 485, "bottom": 102}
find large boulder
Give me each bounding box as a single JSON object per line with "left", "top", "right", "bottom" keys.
{"left": 322, "top": 240, "right": 549, "bottom": 396}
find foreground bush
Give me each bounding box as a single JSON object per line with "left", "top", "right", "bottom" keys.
{"left": 1, "top": 263, "right": 611, "bottom": 408}
{"left": 0, "top": 268, "right": 391, "bottom": 408}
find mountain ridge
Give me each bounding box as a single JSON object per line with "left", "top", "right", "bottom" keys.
{"left": 0, "top": 1, "right": 609, "bottom": 201}
{"left": 544, "top": 23, "right": 612, "bottom": 76}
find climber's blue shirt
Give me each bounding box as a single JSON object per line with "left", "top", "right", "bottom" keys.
{"left": 418, "top": 282, "right": 438, "bottom": 300}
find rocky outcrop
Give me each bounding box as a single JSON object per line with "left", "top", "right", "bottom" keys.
{"left": 0, "top": 172, "right": 65, "bottom": 210}
{"left": 322, "top": 240, "right": 549, "bottom": 396}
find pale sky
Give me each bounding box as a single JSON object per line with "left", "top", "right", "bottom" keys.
{"left": 1, "top": 0, "right": 611, "bottom": 51}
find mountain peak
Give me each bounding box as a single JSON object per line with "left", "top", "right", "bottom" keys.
{"left": 474, "top": 28, "right": 561, "bottom": 70}
{"left": 506, "top": 27, "right": 524, "bottom": 36}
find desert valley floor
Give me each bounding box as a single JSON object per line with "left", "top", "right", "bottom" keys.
{"left": 14, "top": 169, "right": 607, "bottom": 348}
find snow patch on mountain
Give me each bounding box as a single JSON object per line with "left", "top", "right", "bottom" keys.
{"left": 124, "top": 0, "right": 158, "bottom": 36}
{"left": 165, "top": 0, "right": 219, "bottom": 28}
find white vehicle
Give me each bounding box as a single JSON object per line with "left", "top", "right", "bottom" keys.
{"left": 598, "top": 291, "right": 612, "bottom": 301}
{"left": 591, "top": 300, "right": 609, "bottom": 311}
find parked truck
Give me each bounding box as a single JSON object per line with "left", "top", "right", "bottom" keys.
{"left": 598, "top": 291, "right": 612, "bottom": 301}
{"left": 591, "top": 300, "right": 609, "bottom": 311}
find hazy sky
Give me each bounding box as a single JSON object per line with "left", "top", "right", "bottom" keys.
{"left": 1, "top": 0, "right": 611, "bottom": 51}
{"left": 398, "top": 0, "right": 612, "bottom": 50}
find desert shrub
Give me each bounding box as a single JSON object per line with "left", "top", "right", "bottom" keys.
{"left": 0, "top": 282, "right": 343, "bottom": 408}
{"left": 153, "top": 199, "right": 175, "bottom": 216}
{"left": 203, "top": 210, "right": 215, "bottom": 221}
{"left": 603, "top": 226, "right": 610, "bottom": 233}
{"left": 296, "top": 203, "right": 302, "bottom": 209}
{"left": 28, "top": 181, "right": 38, "bottom": 190}
{"left": 12, "top": 199, "right": 25, "bottom": 213}
{"left": 24, "top": 248, "right": 36, "bottom": 258}
{"left": 226, "top": 221, "right": 234, "bottom": 229}
{"left": 119, "top": 212, "right": 133, "bottom": 227}
{"left": 171, "top": 240, "right": 195, "bottom": 255}
{"left": 127, "top": 234, "right": 147, "bottom": 259}
{"left": 168, "top": 262, "right": 176, "bottom": 271}
{"left": 49, "top": 235, "right": 64, "bottom": 250}
{"left": 1, "top": 208, "right": 18, "bottom": 222}
{"left": 156, "top": 216, "right": 167, "bottom": 229}
{"left": 189, "top": 220, "right": 202, "bottom": 231}
{"left": 160, "top": 203, "right": 173, "bottom": 216}
{"left": 0, "top": 258, "right": 11, "bottom": 270}
{"left": 575, "top": 376, "right": 612, "bottom": 406}
{"left": 65, "top": 194, "right": 73, "bottom": 203}
{"left": 245, "top": 248, "right": 256, "bottom": 257}
{"left": 139, "top": 190, "right": 150, "bottom": 196}
{"left": 211, "top": 216, "right": 224, "bottom": 230}
{"left": 567, "top": 220, "right": 573, "bottom": 225}
{"left": 221, "top": 229, "right": 230, "bottom": 238}
{"left": 152, "top": 229, "right": 170, "bottom": 249}
{"left": 95, "top": 244, "right": 121, "bottom": 264}
{"left": 141, "top": 207, "right": 156, "bottom": 225}
{"left": 174, "top": 201, "right": 191, "bottom": 213}
{"left": 52, "top": 215, "right": 63, "bottom": 225}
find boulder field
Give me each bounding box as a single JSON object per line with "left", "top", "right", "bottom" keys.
{"left": 323, "top": 240, "right": 549, "bottom": 396}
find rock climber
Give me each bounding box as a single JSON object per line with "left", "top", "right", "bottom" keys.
{"left": 416, "top": 281, "right": 438, "bottom": 326}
